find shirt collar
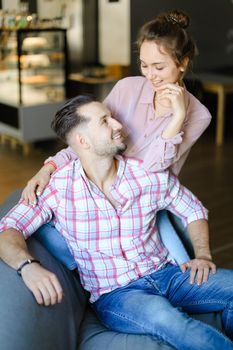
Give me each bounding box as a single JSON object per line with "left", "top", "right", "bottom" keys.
{"left": 140, "top": 79, "right": 155, "bottom": 104}
{"left": 74, "top": 156, "right": 127, "bottom": 192}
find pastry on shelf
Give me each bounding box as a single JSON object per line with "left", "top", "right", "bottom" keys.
{"left": 49, "top": 52, "right": 64, "bottom": 62}
{"left": 20, "top": 54, "right": 50, "bottom": 68}
{"left": 20, "top": 75, "right": 49, "bottom": 84}
{"left": 22, "top": 36, "right": 48, "bottom": 50}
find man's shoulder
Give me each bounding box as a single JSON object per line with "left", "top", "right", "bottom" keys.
{"left": 51, "top": 159, "right": 81, "bottom": 183}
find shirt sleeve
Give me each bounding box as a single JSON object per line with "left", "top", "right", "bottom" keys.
{"left": 44, "top": 146, "right": 78, "bottom": 169}
{"left": 0, "top": 187, "right": 55, "bottom": 239}
{"left": 160, "top": 172, "right": 208, "bottom": 227}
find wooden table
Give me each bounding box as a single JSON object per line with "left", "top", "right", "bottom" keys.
{"left": 68, "top": 73, "right": 118, "bottom": 101}
{"left": 69, "top": 73, "right": 118, "bottom": 85}
{"left": 196, "top": 73, "right": 233, "bottom": 146}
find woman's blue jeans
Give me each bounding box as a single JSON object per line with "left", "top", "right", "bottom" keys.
{"left": 93, "top": 264, "right": 233, "bottom": 350}
{"left": 35, "top": 221, "right": 77, "bottom": 270}
{"left": 34, "top": 211, "right": 189, "bottom": 270}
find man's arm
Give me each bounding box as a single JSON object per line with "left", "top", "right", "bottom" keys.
{"left": 182, "top": 219, "right": 216, "bottom": 285}
{"left": 162, "top": 172, "right": 216, "bottom": 284}
{"left": 0, "top": 228, "right": 63, "bottom": 306}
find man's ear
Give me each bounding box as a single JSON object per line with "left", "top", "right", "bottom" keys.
{"left": 75, "top": 133, "right": 90, "bottom": 149}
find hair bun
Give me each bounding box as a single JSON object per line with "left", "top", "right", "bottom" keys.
{"left": 166, "top": 10, "right": 189, "bottom": 29}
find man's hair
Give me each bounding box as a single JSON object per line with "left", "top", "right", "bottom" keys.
{"left": 51, "top": 95, "right": 96, "bottom": 142}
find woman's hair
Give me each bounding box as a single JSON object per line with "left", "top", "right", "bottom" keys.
{"left": 136, "top": 10, "right": 198, "bottom": 70}
{"left": 51, "top": 94, "right": 96, "bottom": 143}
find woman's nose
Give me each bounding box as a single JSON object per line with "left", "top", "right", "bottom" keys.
{"left": 146, "top": 67, "right": 156, "bottom": 80}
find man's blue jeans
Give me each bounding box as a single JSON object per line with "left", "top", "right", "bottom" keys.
{"left": 93, "top": 264, "right": 233, "bottom": 350}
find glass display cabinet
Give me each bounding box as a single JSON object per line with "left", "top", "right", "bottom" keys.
{"left": 0, "top": 28, "right": 67, "bottom": 146}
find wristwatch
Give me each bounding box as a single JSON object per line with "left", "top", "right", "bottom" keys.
{"left": 17, "top": 258, "right": 41, "bottom": 276}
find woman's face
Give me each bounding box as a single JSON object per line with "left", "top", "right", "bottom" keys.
{"left": 139, "top": 40, "right": 185, "bottom": 91}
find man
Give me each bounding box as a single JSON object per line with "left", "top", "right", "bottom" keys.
{"left": 0, "top": 95, "right": 233, "bottom": 350}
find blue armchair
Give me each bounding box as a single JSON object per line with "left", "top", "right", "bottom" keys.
{"left": 0, "top": 190, "right": 222, "bottom": 350}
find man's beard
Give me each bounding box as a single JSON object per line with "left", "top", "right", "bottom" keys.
{"left": 94, "top": 142, "right": 127, "bottom": 157}
{"left": 115, "top": 143, "right": 127, "bottom": 155}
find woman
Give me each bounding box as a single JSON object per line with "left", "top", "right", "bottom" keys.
{"left": 22, "top": 10, "right": 211, "bottom": 268}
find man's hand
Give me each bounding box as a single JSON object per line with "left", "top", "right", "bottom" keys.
{"left": 180, "top": 258, "right": 216, "bottom": 285}
{"left": 21, "top": 163, "right": 55, "bottom": 206}
{"left": 0, "top": 229, "right": 63, "bottom": 306}
{"left": 21, "top": 262, "right": 64, "bottom": 306}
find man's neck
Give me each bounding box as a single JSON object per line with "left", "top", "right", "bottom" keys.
{"left": 80, "top": 156, "right": 118, "bottom": 194}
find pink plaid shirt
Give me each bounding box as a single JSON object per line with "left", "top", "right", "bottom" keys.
{"left": 0, "top": 156, "right": 208, "bottom": 302}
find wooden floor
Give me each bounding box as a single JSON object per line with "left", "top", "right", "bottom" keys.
{"left": 0, "top": 133, "right": 233, "bottom": 268}
{"left": 179, "top": 135, "right": 233, "bottom": 269}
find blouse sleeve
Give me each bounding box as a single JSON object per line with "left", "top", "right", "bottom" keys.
{"left": 142, "top": 105, "right": 212, "bottom": 176}
{"left": 103, "top": 81, "right": 122, "bottom": 120}
{"left": 44, "top": 146, "right": 78, "bottom": 169}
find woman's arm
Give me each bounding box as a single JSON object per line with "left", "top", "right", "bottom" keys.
{"left": 142, "top": 112, "right": 211, "bottom": 175}
{"left": 44, "top": 146, "right": 77, "bottom": 169}
{"left": 22, "top": 146, "right": 77, "bottom": 205}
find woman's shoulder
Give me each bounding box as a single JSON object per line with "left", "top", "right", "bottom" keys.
{"left": 115, "top": 76, "right": 147, "bottom": 89}
{"left": 110, "top": 76, "right": 150, "bottom": 101}
{"left": 185, "top": 89, "right": 212, "bottom": 121}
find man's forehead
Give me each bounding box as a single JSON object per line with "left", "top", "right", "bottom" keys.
{"left": 78, "top": 101, "right": 109, "bottom": 120}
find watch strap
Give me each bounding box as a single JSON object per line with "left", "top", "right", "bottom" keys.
{"left": 17, "top": 259, "right": 41, "bottom": 276}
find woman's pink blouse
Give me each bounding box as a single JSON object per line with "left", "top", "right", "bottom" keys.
{"left": 45, "top": 76, "right": 211, "bottom": 176}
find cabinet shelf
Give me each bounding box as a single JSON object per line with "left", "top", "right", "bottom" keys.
{"left": 0, "top": 28, "right": 68, "bottom": 144}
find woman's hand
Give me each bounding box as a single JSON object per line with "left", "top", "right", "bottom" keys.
{"left": 156, "top": 83, "right": 186, "bottom": 119}
{"left": 156, "top": 83, "right": 186, "bottom": 139}
{"left": 21, "top": 163, "right": 55, "bottom": 206}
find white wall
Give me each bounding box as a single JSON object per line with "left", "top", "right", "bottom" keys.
{"left": 37, "top": 0, "right": 63, "bottom": 18}
{"left": 2, "top": 0, "right": 18, "bottom": 11}
{"left": 37, "top": 0, "right": 83, "bottom": 67}
{"left": 98, "top": 0, "right": 130, "bottom": 65}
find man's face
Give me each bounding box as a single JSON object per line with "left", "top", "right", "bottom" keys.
{"left": 78, "top": 101, "right": 127, "bottom": 156}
